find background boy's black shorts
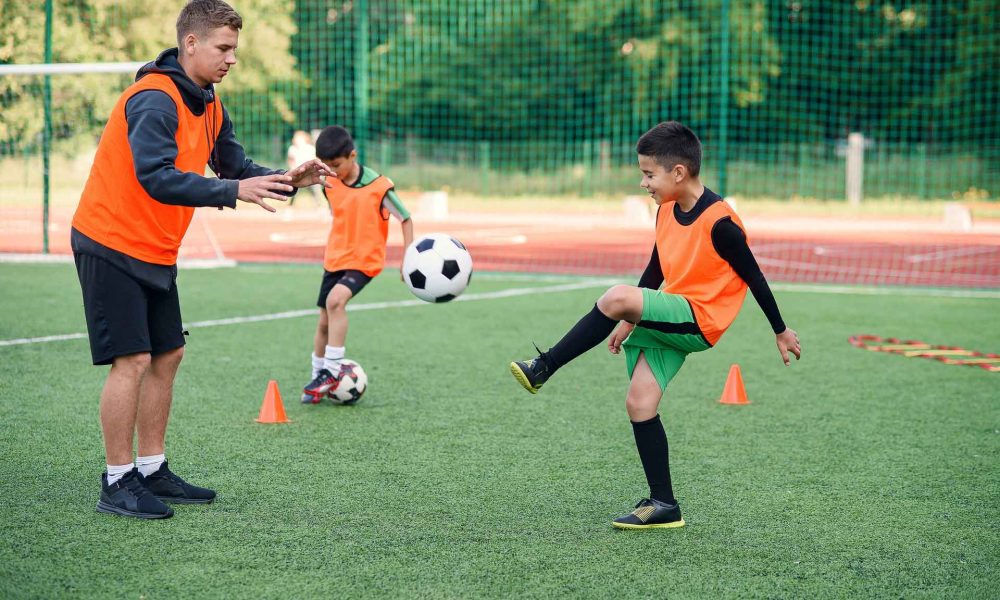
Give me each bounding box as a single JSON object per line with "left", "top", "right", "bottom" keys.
{"left": 317, "top": 269, "right": 372, "bottom": 307}
{"left": 74, "top": 252, "right": 185, "bottom": 365}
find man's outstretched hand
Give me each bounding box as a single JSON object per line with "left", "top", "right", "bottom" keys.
{"left": 237, "top": 174, "right": 295, "bottom": 213}
{"left": 286, "top": 158, "right": 335, "bottom": 189}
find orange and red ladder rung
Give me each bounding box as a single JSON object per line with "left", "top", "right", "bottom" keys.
{"left": 848, "top": 335, "right": 1000, "bottom": 372}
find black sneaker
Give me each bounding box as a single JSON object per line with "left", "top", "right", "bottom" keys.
{"left": 612, "top": 498, "right": 685, "bottom": 530}
{"left": 96, "top": 469, "right": 173, "bottom": 519}
{"left": 510, "top": 354, "right": 551, "bottom": 394}
{"left": 302, "top": 368, "right": 340, "bottom": 403}
{"left": 140, "top": 461, "right": 216, "bottom": 504}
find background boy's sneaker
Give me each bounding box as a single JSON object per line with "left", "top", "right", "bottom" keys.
{"left": 302, "top": 368, "right": 340, "bottom": 403}
{"left": 612, "top": 498, "right": 685, "bottom": 529}
{"left": 140, "top": 461, "right": 216, "bottom": 504}
{"left": 510, "top": 355, "right": 551, "bottom": 394}
{"left": 96, "top": 469, "right": 173, "bottom": 519}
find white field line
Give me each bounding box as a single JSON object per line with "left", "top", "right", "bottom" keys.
{"left": 2, "top": 279, "right": 997, "bottom": 348}
{"left": 757, "top": 257, "right": 1000, "bottom": 285}
{"left": 0, "top": 280, "right": 616, "bottom": 348}
{"left": 905, "top": 246, "right": 996, "bottom": 264}
{"left": 771, "top": 282, "right": 1000, "bottom": 299}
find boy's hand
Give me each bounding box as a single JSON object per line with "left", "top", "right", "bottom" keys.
{"left": 776, "top": 327, "right": 801, "bottom": 366}
{"left": 287, "top": 159, "right": 335, "bottom": 188}
{"left": 608, "top": 321, "right": 635, "bottom": 354}
{"left": 237, "top": 174, "right": 294, "bottom": 212}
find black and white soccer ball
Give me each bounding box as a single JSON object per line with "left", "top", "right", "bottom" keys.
{"left": 328, "top": 360, "right": 367, "bottom": 405}
{"left": 402, "top": 233, "right": 473, "bottom": 303}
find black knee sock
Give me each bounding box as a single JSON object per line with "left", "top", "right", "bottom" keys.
{"left": 631, "top": 414, "right": 676, "bottom": 504}
{"left": 541, "top": 304, "right": 617, "bottom": 371}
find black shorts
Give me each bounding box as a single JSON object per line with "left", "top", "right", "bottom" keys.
{"left": 317, "top": 269, "right": 372, "bottom": 307}
{"left": 74, "top": 252, "right": 186, "bottom": 365}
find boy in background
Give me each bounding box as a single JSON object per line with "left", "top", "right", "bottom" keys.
{"left": 302, "top": 126, "right": 414, "bottom": 402}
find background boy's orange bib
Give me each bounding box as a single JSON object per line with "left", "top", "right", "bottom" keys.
{"left": 72, "top": 74, "right": 223, "bottom": 265}
{"left": 323, "top": 173, "right": 395, "bottom": 277}
{"left": 655, "top": 200, "right": 749, "bottom": 345}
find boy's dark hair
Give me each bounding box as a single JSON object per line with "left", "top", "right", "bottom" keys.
{"left": 176, "top": 0, "right": 243, "bottom": 47}
{"left": 636, "top": 121, "right": 702, "bottom": 177}
{"left": 315, "top": 126, "right": 355, "bottom": 160}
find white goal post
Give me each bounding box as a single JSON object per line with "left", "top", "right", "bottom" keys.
{"left": 0, "top": 61, "right": 146, "bottom": 76}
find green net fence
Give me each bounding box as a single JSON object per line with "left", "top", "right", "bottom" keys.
{"left": 3, "top": 0, "right": 997, "bottom": 201}
{"left": 1, "top": 1, "right": 998, "bottom": 286}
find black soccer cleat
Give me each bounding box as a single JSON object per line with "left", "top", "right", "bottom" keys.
{"left": 140, "top": 461, "right": 216, "bottom": 504}
{"left": 96, "top": 469, "right": 174, "bottom": 519}
{"left": 302, "top": 368, "right": 340, "bottom": 403}
{"left": 510, "top": 354, "right": 551, "bottom": 394}
{"left": 612, "top": 498, "right": 685, "bottom": 530}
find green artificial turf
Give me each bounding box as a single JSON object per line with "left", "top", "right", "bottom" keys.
{"left": 1, "top": 263, "right": 997, "bottom": 599}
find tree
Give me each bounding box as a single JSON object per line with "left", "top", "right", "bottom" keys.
{"left": 0, "top": 0, "right": 298, "bottom": 160}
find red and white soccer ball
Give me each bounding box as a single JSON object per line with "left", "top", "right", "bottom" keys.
{"left": 329, "top": 360, "right": 367, "bottom": 405}
{"left": 402, "top": 233, "right": 473, "bottom": 303}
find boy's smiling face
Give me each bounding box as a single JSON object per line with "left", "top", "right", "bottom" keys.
{"left": 638, "top": 154, "right": 679, "bottom": 205}
{"left": 321, "top": 150, "right": 359, "bottom": 182}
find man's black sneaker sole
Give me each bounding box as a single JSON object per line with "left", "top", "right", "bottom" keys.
{"left": 154, "top": 495, "right": 214, "bottom": 504}
{"left": 510, "top": 362, "right": 540, "bottom": 394}
{"left": 96, "top": 500, "right": 174, "bottom": 519}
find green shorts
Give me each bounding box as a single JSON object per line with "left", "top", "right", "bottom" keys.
{"left": 622, "top": 288, "right": 712, "bottom": 390}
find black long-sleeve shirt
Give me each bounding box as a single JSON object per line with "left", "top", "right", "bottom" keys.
{"left": 637, "top": 193, "right": 786, "bottom": 334}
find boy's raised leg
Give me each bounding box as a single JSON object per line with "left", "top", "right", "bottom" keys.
{"left": 510, "top": 285, "right": 642, "bottom": 394}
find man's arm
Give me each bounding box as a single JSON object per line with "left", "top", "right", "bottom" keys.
{"left": 214, "top": 104, "right": 294, "bottom": 195}
{"left": 126, "top": 91, "right": 237, "bottom": 208}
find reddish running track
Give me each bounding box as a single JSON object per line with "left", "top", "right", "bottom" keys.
{"left": 3, "top": 206, "right": 998, "bottom": 288}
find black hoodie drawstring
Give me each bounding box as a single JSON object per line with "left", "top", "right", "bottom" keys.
{"left": 202, "top": 88, "right": 220, "bottom": 177}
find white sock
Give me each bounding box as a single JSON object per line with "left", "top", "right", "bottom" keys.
{"left": 106, "top": 462, "right": 134, "bottom": 485}
{"left": 311, "top": 353, "right": 325, "bottom": 379}
{"left": 323, "top": 345, "right": 345, "bottom": 373}
{"left": 136, "top": 454, "right": 165, "bottom": 477}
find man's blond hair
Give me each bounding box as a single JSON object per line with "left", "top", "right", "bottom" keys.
{"left": 176, "top": 0, "right": 243, "bottom": 47}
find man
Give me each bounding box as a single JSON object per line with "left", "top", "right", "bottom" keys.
{"left": 71, "top": 0, "right": 333, "bottom": 519}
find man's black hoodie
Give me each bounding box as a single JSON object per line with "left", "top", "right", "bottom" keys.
{"left": 72, "top": 48, "right": 290, "bottom": 288}
{"left": 123, "top": 47, "right": 289, "bottom": 207}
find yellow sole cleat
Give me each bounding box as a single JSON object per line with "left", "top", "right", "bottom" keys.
{"left": 509, "top": 362, "right": 540, "bottom": 394}
{"left": 612, "top": 519, "right": 685, "bottom": 530}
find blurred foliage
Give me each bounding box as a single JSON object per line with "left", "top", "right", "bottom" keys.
{"left": 0, "top": 0, "right": 996, "bottom": 197}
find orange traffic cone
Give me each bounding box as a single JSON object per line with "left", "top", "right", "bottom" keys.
{"left": 256, "top": 380, "right": 291, "bottom": 423}
{"left": 719, "top": 364, "right": 750, "bottom": 405}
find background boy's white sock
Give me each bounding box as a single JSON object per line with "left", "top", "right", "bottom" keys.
{"left": 106, "top": 462, "right": 134, "bottom": 485}
{"left": 323, "top": 345, "right": 345, "bottom": 373}
{"left": 136, "top": 454, "right": 165, "bottom": 477}
{"left": 311, "top": 353, "right": 325, "bottom": 379}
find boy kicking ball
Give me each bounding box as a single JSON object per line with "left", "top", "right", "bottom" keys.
{"left": 510, "top": 122, "right": 800, "bottom": 529}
